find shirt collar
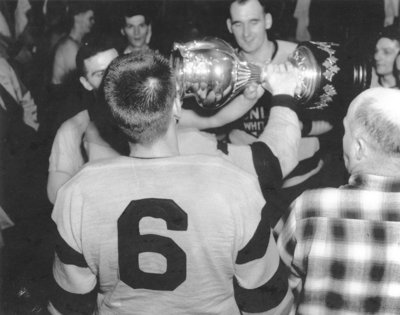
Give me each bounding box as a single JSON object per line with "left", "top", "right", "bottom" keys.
{"left": 347, "top": 173, "right": 400, "bottom": 192}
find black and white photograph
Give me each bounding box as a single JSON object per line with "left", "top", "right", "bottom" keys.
{"left": 1, "top": 0, "right": 400, "bottom": 314}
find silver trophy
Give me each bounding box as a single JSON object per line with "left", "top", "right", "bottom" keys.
{"left": 171, "top": 37, "right": 371, "bottom": 110}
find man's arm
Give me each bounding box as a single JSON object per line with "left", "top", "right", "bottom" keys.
{"left": 179, "top": 82, "right": 263, "bottom": 130}
{"left": 257, "top": 62, "right": 301, "bottom": 179}
{"left": 275, "top": 201, "right": 304, "bottom": 299}
{"left": 47, "top": 121, "right": 86, "bottom": 204}
{"left": 234, "top": 201, "right": 293, "bottom": 315}
{"left": 0, "top": 58, "right": 39, "bottom": 130}
{"left": 48, "top": 182, "right": 97, "bottom": 314}
{"left": 234, "top": 232, "right": 294, "bottom": 315}
{"left": 47, "top": 171, "right": 72, "bottom": 205}
{"left": 180, "top": 62, "right": 301, "bottom": 187}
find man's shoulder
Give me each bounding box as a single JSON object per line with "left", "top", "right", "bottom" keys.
{"left": 56, "top": 36, "right": 79, "bottom": 51}
{"left": 57, "top": 110, "right": 90, "bottom": 136}
{"left": 274, "top": 40, "right": 297, "bottom": 63}
{"left": 63, "top": 156, "right": 127, "bottom": 186}
{"left": 276, "top": 40, "right": 297, "bottom": 52}
{"left": 292, "top": 186, "right": 345, "bottom": 219}
{"left": 54, "top": 37, "right": 79, "bottom": 60}
{"left": 178, "top": 128, "right": 219, "bottom": 155}
{"left": 179, "top": 152, "right": 259, "bottom": 188}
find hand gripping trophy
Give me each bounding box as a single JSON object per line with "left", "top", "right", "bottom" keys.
{"left": 171, "top": 37, "right": 371, "bottom": 111}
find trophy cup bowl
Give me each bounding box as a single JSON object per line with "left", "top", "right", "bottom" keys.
{"left": 171, "top": 37, "right": 371, "bottom": 111}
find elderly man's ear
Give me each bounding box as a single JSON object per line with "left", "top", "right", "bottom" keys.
{"left": 354, "top": 135, "right": 369, "bottom": 162}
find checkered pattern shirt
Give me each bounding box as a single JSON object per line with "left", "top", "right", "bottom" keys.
{"left": 277, "top": 173, "right": 400, "bottom": 315}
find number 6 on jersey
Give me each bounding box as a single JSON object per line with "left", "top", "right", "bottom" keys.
{"left": 118, "top": 198, "right": 188, "bottom": 291}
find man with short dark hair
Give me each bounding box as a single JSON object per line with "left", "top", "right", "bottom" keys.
{"left": 223, "top": 0, "right": 339, "bottom": 220}
{"left": 226, "top": 0, "right": 298, "bottom": 141}
{"left": 48, "top": 51, "right": 302, "bottom": 315}
{"left": 277, "top": 87, "right": 400, "bottom": 314}
{"left": 47, "top": 36, "right": 119, "bottom": 204}
{"left": 120, "top": 3, "right": 153, "bottom": 55}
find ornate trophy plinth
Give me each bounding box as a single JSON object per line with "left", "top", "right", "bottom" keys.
{"left": 171, "top": 37, "right": 371, "bottom": 110}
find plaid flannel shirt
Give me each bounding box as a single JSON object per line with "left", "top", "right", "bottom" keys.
{"left": 277, "top": 173, "right": 400, "bottom": 315}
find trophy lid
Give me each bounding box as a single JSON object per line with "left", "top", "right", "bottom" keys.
{"left": 294, "top": 41, "right": 372, "bottom": 110}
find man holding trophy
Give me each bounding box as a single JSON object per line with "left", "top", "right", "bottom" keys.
{"left": 48, "top": 51, "right": 301, "bottom": 314}
{"left": 226, "top": 0, "right": 299, "bottom": 143}
{"left": 47, "top": 0, "right": 373, "bottom": 309}
{"left": 224, "top": 0, "right": 343, "bottom": 215}
{"left": 171, "top": 0, "right": 370, "bottom": 226}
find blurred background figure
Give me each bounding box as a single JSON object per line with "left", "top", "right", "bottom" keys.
{"left": 371, "top": 25, "right": 400, "bottom": 88}
{"left": 47, "top": 34, "right": 122, "bottom": 204}
{"left": 120, "top": 2, "right": 153, "bottom": 55}
{"left": 41, "top": 1, "right": 95, "bottom": 146}
{"left": 51, "top": 1, "right": 94, "bottom": 85}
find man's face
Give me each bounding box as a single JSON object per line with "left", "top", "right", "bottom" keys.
{"left": 76, "top": 10, "right": 95, "bottom": 35}
{"left": 81, "top": 48, "right": 118, "bottom": 91}
{"left": 227, "top": 0, "right": 270, "bottom": 54}
{"left": 122, "top": 15, "right": 151, "bottom": 50}
{"left": 374, "top": 37, "right": 400, "bottom": 76}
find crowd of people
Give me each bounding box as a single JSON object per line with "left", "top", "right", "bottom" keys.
{"left": 1, "top": 0, "right": 400, "bottom": 314}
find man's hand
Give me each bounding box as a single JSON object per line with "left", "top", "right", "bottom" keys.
{"left": 191, "top": 81, "right": 233, "bottom": 107}
{"left": 261, "top": 62, "right": 299, "bottom": 96}
{"left": 242, "top": 82, "right": 264, "bottom": 102}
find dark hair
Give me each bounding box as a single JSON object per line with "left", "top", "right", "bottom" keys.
{"left": 103, "top": 52, "right": 176, "bottom": 144}
{"left": 76, "top": 34, "right": 117, "bottom": 77}
{"left": 120, "top": 2, "right": 152, "bottom": 28}
{"left": 228, "top": 0, "right": 272, "bottom": 14}
{"left": 377, "top": 25, "right": 400, "bottom": 45}
{"left": 68, "top": 1, "right": 93, "bottom": 17}
{"left": 66, "top": 1, "right": 94, "bottom": 31}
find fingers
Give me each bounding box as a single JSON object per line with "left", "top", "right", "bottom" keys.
{"left": 309, "top": 120, "right": 333, "bottom": 136}
{"left": 261, "top": 61, "right": 299, "bottom": 96}
{"left": 243, "top": 83, "right": 258, "bottom": 101}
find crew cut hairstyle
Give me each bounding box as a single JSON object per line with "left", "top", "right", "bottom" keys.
{"left": 103, "top": 52, "right": 176, "bottom": 145}
{"left": 353, "top": 96, "right": 400, "bottom": 155}
{"left": 76, "top": 34, "right": 117, "bottom": 77}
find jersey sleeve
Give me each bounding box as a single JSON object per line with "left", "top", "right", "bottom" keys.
{"left": 48, "top": 124, "right": 83, "bottom": 175}
{"left": 276, "top": 198, "right": 304, "bottom": 298}
{"left": 258, "top": 101, "right": 301, "bottom": 179}
{"left": 232, "top": 177, "right": 292, "bottom": 314}
{"left": 48, "top": 180, "right": 97, "bottom": 315}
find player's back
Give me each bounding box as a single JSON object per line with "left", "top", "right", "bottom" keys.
{"left": 56, "top": 154, "right": 266, "bottom": 314}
